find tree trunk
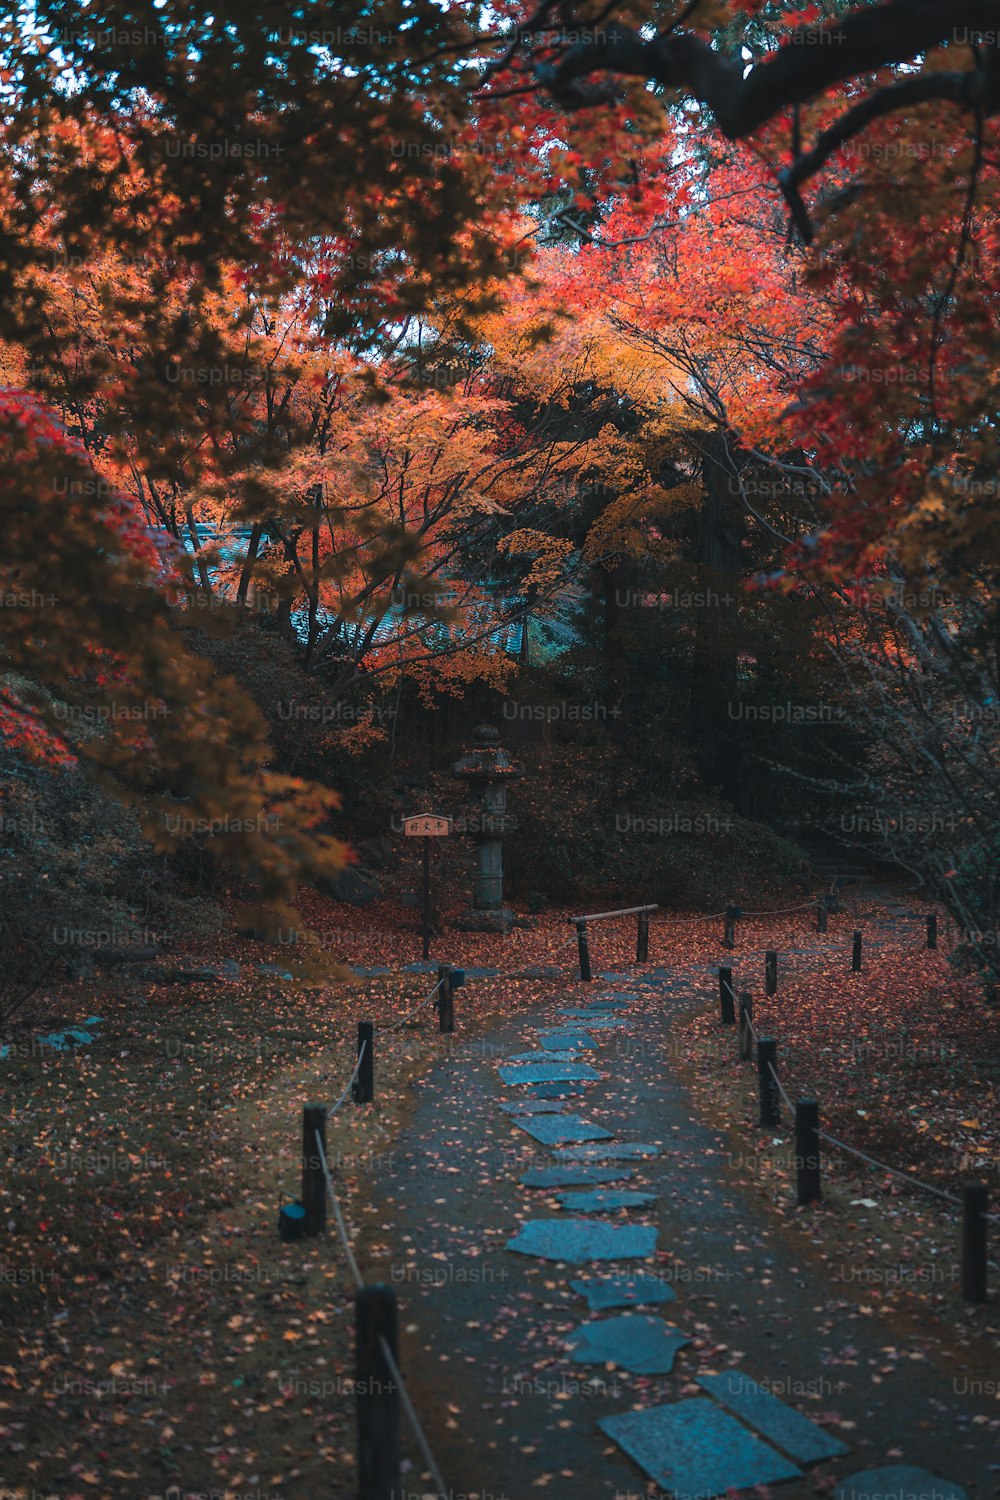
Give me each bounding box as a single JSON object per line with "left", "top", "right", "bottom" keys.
{"left": 692, "top": 428, "right": 745, "bottom": 807}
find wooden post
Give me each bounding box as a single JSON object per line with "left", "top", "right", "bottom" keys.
{"left": 795, "top": 1099, "right": 821, "bottom": 1205}
{"left": 356, "top": 1284, "right": 401, "bottom": 1500}
{"left": 927, "top": 913, "right": 938, "bottom": 949}
{"left": 575, "top": 918, "right": 592, "bottom": 982}
{"left": 852, "top": 930, "right": 862, "bottom": 971}
{"left": 421, "top": 835, "right": 431, "bottom": 961}
{"left": 961, "top": 1182, "right": 989, "bottom": 1304}
{"left": 828, "top": 877, "right": 841, "bottom": 914}
{"left": 636, "top": 909, "right": 649, "bottom": 964}
{"left": 758, "top": 1037, "right": 780, "bottom": 1125}
{"left": 817, "top": 895, "right": 828, "bottom": 933}
{"left": 354, "top": 1022, "right": 374, "bottom": 1105}
{"left": 765, "top": 949, "right": 777, "bottom": 997}
{"left": 719, "top": 966, "right": 735, "bottom": 1026}
{"left": 301, "top": 1104, "right": 328, "bottom": 1236}
{"left": 724, "top": 903, "right": 737, "bottom": 949}
{"left": 738, "top": 993, "right": 754, "bottom": 1061}
{"left": 437, "top": 963, "right": 454, "bottom": 1033}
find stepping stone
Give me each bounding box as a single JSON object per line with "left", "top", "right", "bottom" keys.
{"left": 535, "top": 1027, "right": 596, "bottom": 1044}
{"left": 350, "top": 965, "right": 392, "bottom": 976}
{"left": 567, "top": 1314, "right": 690, "bottom": 1374}
{"left": 560, "top": 1000, "right": 632, "bottom": 1014}
{"left": 258, "top": 963, "right": 294, "bottom": 980}
{"left": 599, "top": 1399, "right": 802, "bottom": 1497}
{"left": 555, "top": 1142, "right": 660, "bottom": 1161}
{"left": 836, "top": 1470, "right": 967, "bottom": 1500}
{"left": 521, "top": 1166, "right": 636, "bottom": 1188}
{"left": 558, "top": 1009, "right": 629, "bottom": 1023}
{"left": 503, "top": 1051, "right": 579, "bottom": 1063}
{"left": 499, "top": 1100, "right": 567, "bottom": 1115}
{"left": 698, "top": 1371, "right": 849, "bottom": 1464}
{"left": 556, "top": 1189, "right": 657, "bottom": 1213}
{"left": 570, "top": 1273, "right": 677, "bottom": 1310}
{"left": 506, "top": 1219, "right": 657, "bottom": 1263}
{"left": 462, "top": 966, "right": 500, "bottom": 977}
{"left": 526, "top": 1083, "right": 590, "bottom": 1099}
{"left": 402, "top": 961, "right": 437, "bottom": 973}
{"left": 557, "top": 1018, "right": 629, "bottom": 1033}
{"left": 535, "top": 1034, "right": 594, "bottom": 1052}
{"left": 499, "top": 1062, "right": 601, "bottom": 1086}
{"left": 512, "top": 1115, "right": 614, "bottom": 1145}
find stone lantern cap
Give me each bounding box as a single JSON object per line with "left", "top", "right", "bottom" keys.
{"left": 451, "top": 723, "right": 522, "bottom": 781}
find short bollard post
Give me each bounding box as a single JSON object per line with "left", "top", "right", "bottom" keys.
{"left": 828, "top": 877, "right": 842, "bottom": 914}
{"left": 765, "top": 949, "right": 777, "bottom": 997}
{"left": 961, "top": 1182, "right": 989, "bottom": 1304}
{"left": 738, "top": 993, "right": 754, "bottom": 1061}
{"left": 795, "top": 1099, "right": 821, "bottom": 1205}
{"left": 354, "top": 1021, "right": 375, "bottom": 1105}
{"left": 356, "top": 1284, "right": 401, "bottom": 1500}
{"left": 636, "top": 909, "right": 650, "bottom": 964}
{"left": 719, "top": 966, "right": 735, "bottom": 1026}
{"left": 302, "top": 1104, "right": 328, "bottom": 1236}
{"left": 927, "top": 913, "right": 938, "bottom": 950}
{"left": 724, "top": 903, "right": 738, "bottom": 949}
{"left": 758, "top": 1037, "right": 780, "bottom": 1126}
{"left": 437, "top": 963, "right": 454, "bottom": 1033}
{"left": 575, "top": 918, "right": 592, "bottom": 982}
{"left": 817, "top": 895, "right": 828, "bottom": 933}
{"left": 852, "top": 930, "right": 862, "bottom": 972}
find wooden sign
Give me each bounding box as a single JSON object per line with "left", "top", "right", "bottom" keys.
{"left": 403, "top": 813, "right": 451, "bottom": 838}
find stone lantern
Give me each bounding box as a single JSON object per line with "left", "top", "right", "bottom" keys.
{"left": 451, "top": 722, "right": 521, "bottom": 932}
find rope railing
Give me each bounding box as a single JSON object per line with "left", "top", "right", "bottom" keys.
{"left": 739, "top": 899, "right": 821, "bottom": 917}
{"left": 315, "top": 1128, "right": 450, "bottom": 1500}
{"left": 657, "top": 909, "right": 728, "bottom": 927}
{"left": 329, "top": 1037, "right": 368, "bottom": 1116}
{"left": 815, "top": 1127, "right": 964, "bottom": 1209}
{"left": 751, "top": 1013, "right": 995, "bottom": 1220}
{"left": 382, "top": 975, "right": 445, "bottom": 1034}
{"left": 379, "top": 1334, "right": 450, "bottom": 1500}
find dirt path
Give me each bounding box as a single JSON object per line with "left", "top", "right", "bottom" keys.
{"left": 361, "top": 970, "right": 998, "bottom": 1500}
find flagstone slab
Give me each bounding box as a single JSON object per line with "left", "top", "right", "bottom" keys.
{"left": 512, "top": 1114, "right": 614, "bottom": 1145}
{"left": 569, "top": 1273, "right": 677, "bottom": 1310}
{"left": 599, "top": 1399, "right": 803, "bottom": 1497}
{"left": 555, "top": 1142, "right": 661, "bottom": 1161}
{"left": 535, "top": 1033, "right": 595, "bottom": 1051}
{"left": 560, "top": 1000, "right": 632, "bottom": 1013}
{"left": 504, "top": 1051, "right": 579, "bottom": 1064}
{"left": 499, "top": 1099, "right": 567, "bottom": 1115}
{"left": 521, "top": 1165, "right": 636, "bottom": 1188}
{"left": 506, "top": 1218, "right": 657, "bottom": 1263}
{"left": 556, "top": 1188, "right": 657, "bottom": 1213}
{"left": 698, "top": 1371, "right": 849, "bottom": 1464}
{"left": 535, "top": 1027, "right": 597, "bottom": 1044}
{"left": 525, "top": 1082, "right": 591, "bottom": 1099}
{"left": 557, "top": 1013, "right": 630, "bottom": 1028}
{"left": 499, "top": 1061, "right": 601, "bottom": 1086}
{"left": 835, "top": 1470, "right": 967, "bottom": 1500}
{"left": 567, "top": 1314, "right": 690, "bottom": 1374}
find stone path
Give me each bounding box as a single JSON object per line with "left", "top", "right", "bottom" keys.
{"left": 364, "top": 966, "right": 996, "bottom": 1499}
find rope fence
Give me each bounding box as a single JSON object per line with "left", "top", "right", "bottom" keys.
{"left": 328, "top": 1037, "right": 369, "bottom": 1115}
{"left": 382, "top": 975, "right": 445, "bottom": 1034}
{"left": 715, "top": 944, "right": 996, "bottom": 1302}
{"left": 559, "top": 875, "right": 882, "bottom": 981}
{"left": 268, "top": 885, "right": 983, "bottom": 1499}
{"left": 315, "top": 1129, "right": 449, "bottom": 1499}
